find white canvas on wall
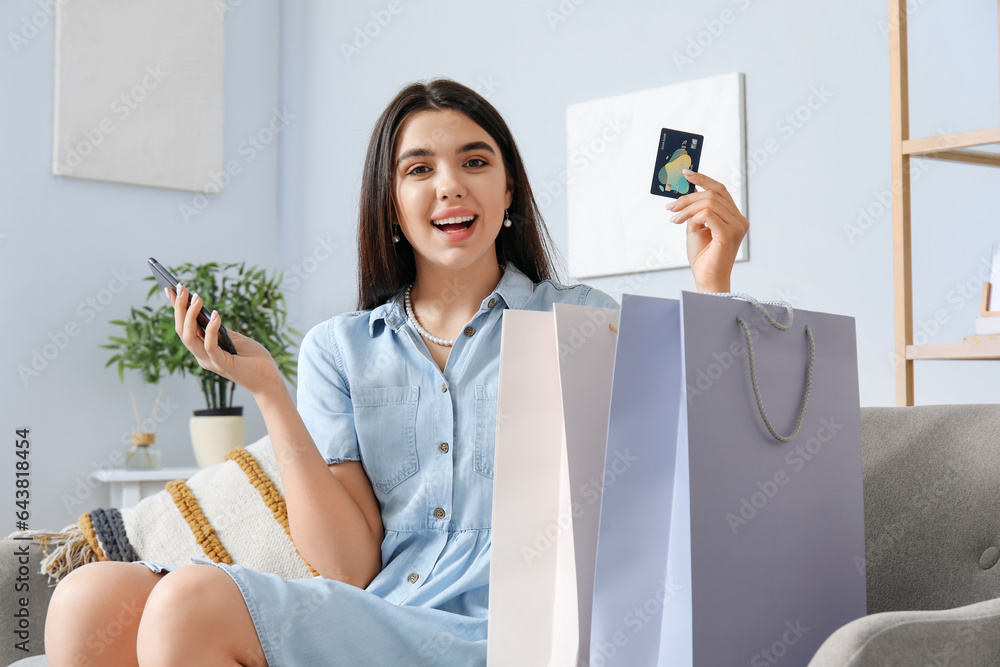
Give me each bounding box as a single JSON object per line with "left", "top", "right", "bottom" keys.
{"left": 53, "top": 0, "right": 224, "bottom": 193}
{"left": 567, "top": 73, "right": 749, "bottom": 279}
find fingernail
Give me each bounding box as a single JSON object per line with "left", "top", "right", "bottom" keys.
{"left": 682, "top": 168, "right": 694, "bottom": 175}
{"left": 666, "top": 201, "right": 677, "bottom": 211}
{"left": 192, "top": 292, "right": 199, "bottom": 301}
{"left": 211, "top": 310, "right": 218, "bottom": 320}
{"left": 176, "top": 282, "right": 183, "bottom": 290}
{"left": 164, "top": 287, "right": 170, "bottom": 299}
{"left": 670, "top": 213, "right": 680, "bottom": 222}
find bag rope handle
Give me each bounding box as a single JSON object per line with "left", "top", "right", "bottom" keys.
{"left": 717, "top": 293, "right": 814, "bottom": 443}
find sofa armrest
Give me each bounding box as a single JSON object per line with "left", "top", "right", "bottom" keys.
{"left": 1, "top": 538, "right": 56, "bottom": 665}
{"left": 808, "top": 596, "right": 1000, "bottom": 666}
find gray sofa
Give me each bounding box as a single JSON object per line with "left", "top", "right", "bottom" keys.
{"left": 4, "top": 404, "right": 999, "bottom": 666}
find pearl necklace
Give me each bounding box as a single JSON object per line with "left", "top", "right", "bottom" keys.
{"left": 404, "top": 285, "right": 455, "bottom": 347}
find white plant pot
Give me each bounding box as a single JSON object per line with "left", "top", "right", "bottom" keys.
{"left": 189, "top": 409, "right": 246, "bottom": 468}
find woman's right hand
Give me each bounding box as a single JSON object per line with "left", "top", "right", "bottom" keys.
{"left": 167, "top": 283, "right": 285, "bottom": 398}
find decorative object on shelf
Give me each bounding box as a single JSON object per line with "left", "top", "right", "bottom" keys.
{"left": 124, "top": 389, "right": 163, "bottom": 470}
{"left": 973, "top": 243, "right": 1000, "bottom": 335}
{"left": 965, "top": 334, "right": 1000, "bottom": 344}
{"left": 103, "top": 262, "right": 302, "bottom": 467}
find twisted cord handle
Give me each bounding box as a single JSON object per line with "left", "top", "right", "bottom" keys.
{"left": 728, "top": 295, "right": 814, "bottom": 443}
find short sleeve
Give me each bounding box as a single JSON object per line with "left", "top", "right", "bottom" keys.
{"left": 584, "top": 286, "right": 621, "bottom": 310}
{"left": 296, "top": 319, "right": 361, "bottom": 465}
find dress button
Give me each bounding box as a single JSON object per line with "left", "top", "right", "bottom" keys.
{"left": 464, "top": 326, "right": 475, "bottom": 337}
{"left": 408, "top": 572, "right": 419, "bottom": 584}
{"left": 488, "top": 298, "right": 496, "bottom": 308}
{"left": 434, "top": 507, "right": 446, "bottom": 519}
{"left": 441, "top": 383, "right": 447, "bottom": 393}
{"left": 439, "top": 442, "right": 449, "bottom": 453}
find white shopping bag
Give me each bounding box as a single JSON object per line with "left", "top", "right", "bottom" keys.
{"left": 488, "top": 304, "right": 620, "bottom": 666}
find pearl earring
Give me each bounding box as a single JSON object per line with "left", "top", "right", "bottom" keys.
{"left": 503, "top": 209, "right": 512, "bottom": 228}
{"left": 392, "top": 225, "right": 400, "bottom": 243}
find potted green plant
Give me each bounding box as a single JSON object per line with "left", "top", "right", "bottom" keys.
{"left": 103, "top": 261, "right": 302, "bottom": 466}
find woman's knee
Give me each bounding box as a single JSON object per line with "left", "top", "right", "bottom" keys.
{"left": 137, "top": 564, "right": 265, "bottom": 665}
{"left": 45, "top": 562, "right": 160, "bottom": 665}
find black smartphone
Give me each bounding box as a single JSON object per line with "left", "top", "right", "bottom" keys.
{"left": 148, "top": 257, "right": 238, "bottom": 355}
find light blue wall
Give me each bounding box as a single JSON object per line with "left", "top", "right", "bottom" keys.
{"left": 1, "top": 0, "right": 282, "bottom": 530}
{"left": 3, "top": 0, "right": 997, "bottom": 530}
{"left": 281, "top": 0, "right": 999, "bottom": 418}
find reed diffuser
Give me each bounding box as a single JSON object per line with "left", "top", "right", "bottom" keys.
{"left": 125, "top": 389, "right": 163, "bottom": 470}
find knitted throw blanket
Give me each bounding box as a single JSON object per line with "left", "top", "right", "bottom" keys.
{"left": 11, "top": 434, "right": 318, "bottom": 582}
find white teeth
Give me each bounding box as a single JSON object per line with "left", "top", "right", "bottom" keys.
{"left": 432, "top": 215, "right": 476, "bottom": 226}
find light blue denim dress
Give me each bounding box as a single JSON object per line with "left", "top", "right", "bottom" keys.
{"left": 137, "top": 262, "right": 619, "bottom": 665}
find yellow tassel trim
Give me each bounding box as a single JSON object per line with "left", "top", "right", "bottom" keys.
{"left": 165, "top": 480, "right": 233, "bottom": 565}
{"left": 226, "top": 447, "right": 320, "bottom": 577}
{"left": 77, "top": 512, "right": 107, "bottom": 562}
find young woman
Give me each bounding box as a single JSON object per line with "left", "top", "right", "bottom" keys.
{"left": 45, "top": 79, "right": 748, "bottom": 666}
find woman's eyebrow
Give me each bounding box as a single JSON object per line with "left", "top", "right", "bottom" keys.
{"left": 396, "top": 141, "right": 497, "bottom": 167}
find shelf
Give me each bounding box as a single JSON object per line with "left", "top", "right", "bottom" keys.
{"left": 91, "top": 466, "right": 199, "bottom": 482}
{"left": 906, "top": 342, "right": 1000, "bottom": 361}
{"left": 902, "top": 128, "right": 1000, "bottom": 168}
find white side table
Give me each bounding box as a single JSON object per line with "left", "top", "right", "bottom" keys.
{"left": 90, "top": 467, "right": 200, "bottom": 509}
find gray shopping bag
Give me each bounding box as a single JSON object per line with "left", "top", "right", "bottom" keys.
{"left": 590, "top": 292, "right": 867, "bottom": 666}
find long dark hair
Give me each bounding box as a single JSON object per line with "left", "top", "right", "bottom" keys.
{"left": 356, "top": 78, "right": 559, "bottom": 311}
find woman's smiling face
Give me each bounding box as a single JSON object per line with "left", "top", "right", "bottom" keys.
{"left": 393, "top": 108, "right": 512, "bottom": 274}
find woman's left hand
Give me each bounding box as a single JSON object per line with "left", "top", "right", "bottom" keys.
{"left": 668, "top": 169, "right": 749, "bottom": 293}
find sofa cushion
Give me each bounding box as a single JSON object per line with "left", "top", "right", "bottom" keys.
{"left": 0, "top": 539, "right": 54, "bottom": 666}
{"left": 809, "top": 596, "right": 1000, "bottom": 666}
{"left": 862, "top": 404, "right": 1000, "bottom": 613}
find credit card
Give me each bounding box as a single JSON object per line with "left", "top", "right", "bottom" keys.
{"left": 649, "top": 127, "right": 704, "bottom": 198}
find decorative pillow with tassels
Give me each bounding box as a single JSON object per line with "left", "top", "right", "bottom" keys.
{"left": 11, "top": 434, "right": 319, "bottom": 582}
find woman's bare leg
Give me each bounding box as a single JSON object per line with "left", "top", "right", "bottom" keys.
{"left": 136, "top": 563, "right": 267, "bottom": 667}
{"left": 45, "top": 561, "right": 165, "bottom": 667}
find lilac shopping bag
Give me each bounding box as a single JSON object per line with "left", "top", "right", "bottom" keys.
{"left": 589, "top": 292, "right": 867, "bottom": 666}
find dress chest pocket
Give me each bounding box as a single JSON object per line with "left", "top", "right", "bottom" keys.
{"left": 352, "top": 386, "right": 420, "bottom": 494}
{"left": 474, "top": 384, "right": 498, "bottom": 479}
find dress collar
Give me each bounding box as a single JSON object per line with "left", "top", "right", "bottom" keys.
{"left": 367, "top": 262, "right": 534, "bottom": 337}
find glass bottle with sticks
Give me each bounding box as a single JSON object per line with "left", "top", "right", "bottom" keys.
{"left": 125, "top": 389, "right": 163, "bottom": 470}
